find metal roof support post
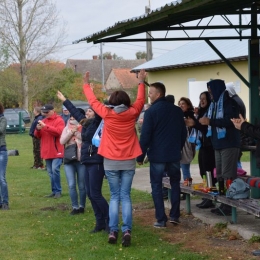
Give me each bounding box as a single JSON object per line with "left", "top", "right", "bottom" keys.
{"left": 248, "top": 2, "right": 260, "bottom": 198}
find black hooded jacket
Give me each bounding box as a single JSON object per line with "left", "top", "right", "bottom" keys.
{"left": 207, "top": 79, "right": 240, "bottom": 150}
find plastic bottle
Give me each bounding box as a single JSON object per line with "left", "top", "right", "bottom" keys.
{"left": 203, "top": 175, "right": 207, "bottom": 188}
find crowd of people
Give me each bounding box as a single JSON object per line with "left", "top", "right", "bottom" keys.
{"left": 1, "top": 69, "right": 259, "bottom": 247}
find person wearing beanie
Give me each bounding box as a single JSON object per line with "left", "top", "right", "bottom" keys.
{"left": 57, "top": 91, "right": 109, "bottom": 232}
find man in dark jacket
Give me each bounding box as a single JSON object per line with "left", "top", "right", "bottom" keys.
{"left": 199, "top": 79, "right": 240, "bottom": 216}
{"left": 137, "top": 82, "right": 187, "bottom": 228}
{"left": 29, "top": 107, "right": 44, "bottom": 169}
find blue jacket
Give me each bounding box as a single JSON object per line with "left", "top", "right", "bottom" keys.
{"left": 207, "top": 80, "right": 240, "bottom": 149}
{"left": 29, "top": 113, "right": 44, "bottom": 137}
{"left": 63, "top": 99, "right": 103, "bottom": 165}
{"left": 137, "top": 97, "right": 187, "bottom": 163}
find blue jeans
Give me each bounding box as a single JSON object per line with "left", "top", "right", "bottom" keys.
{"left": 64, "top": 161, "right": 86, "bottom": 209}
{"left": 45, "top": 158, "right": 62, "bottom": 194}
{"left": 150, "top": 162, "right": 181, "bottom": 222}
{"left": 105, "top": 170, "right": 135, "bottom": 232}
{"left": 181, "top": 163, "right": 191, "bottom": 180}
{"left": 85, "top": 164, "right": 109, "bottom": 228}
{"left": 0, "top": 151, "right": 8, "bottom": 205}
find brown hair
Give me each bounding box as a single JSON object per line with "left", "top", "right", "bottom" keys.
{"left": 109, "top": 90, "right": 131, "bottom": 107}
{"left": 178, "top": 97, "right": 194, "bottom": 110}
{"left": 0, "top": 103, "right": 4, "bottom": 114}
{"left": 149, "top": 82, "right": 166, "bottom": 97}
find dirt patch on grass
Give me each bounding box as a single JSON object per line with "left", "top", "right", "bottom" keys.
{"left": 133, "top": 202, "right": 260, "bottom": 260}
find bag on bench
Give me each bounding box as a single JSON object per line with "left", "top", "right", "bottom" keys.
{"left": 226, "top": 178, "right": 250, "bottom": 199}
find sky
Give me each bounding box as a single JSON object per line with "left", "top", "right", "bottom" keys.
{"left": 54, "top": 0, "right": 187, "bottom": 63}
{"left": 53, "top": 0, "right": 253, "bottom": 63}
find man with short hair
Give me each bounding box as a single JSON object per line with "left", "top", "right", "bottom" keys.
{"left": 34, "top": 104, "right": 65, "bottom": 198}
{"left": 137, "top": 82, "right": 187, "bottom": 228}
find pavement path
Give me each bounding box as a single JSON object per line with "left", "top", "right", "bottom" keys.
{"left": 133, "top": 162, "right": 260, "bottom": 240}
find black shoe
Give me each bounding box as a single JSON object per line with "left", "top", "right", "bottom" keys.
{"left": 108, "top": 231, "right": 118, "bottom": 244}
{"left": 169, "top": 218, "right": 180, "bottom": 225}
{"left": 90, "top": 226, "right": 105, "bottom": 233}
{"left": 70, "top": 208, "right": 80, "bottom": 215}
{"left": 122, "top": 230, "right": 131, "bottom": 247}
{"left": 196, "top": 199, "right": 205, "bottom": 207}
{"left": 197, "top": 199, "right": 215, "bottom": 209}
{"left": 153, "top": 221, "right": 166, "bottom": 228}
{"left": 79, "top": 207, "right": 84, "bottom": 214}
{"left": 213, "top": 205, "right": 232, "bottom": 216}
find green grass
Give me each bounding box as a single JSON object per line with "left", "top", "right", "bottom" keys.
{"left": 3, "top": 132, "right": 206, "bottom": 260}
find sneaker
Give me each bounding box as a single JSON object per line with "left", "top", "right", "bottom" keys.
{"left": 122, "top": 230, "right": 131, "bottom": 247}
{"left": 169, "top": 218, "right": 180, "bottom": 225}
{"left": 108, "top": 231, "right": 118, "bottom": 244}
{"left": 2, "top": 204, "right": 9, "bottom": 210}
{"left": 54, "top": 193, "right": 61, "bottom": 199}
{"left": 44, "top": 193, "right": 55, "bottom": 198}
{"left": 183, "top": 178, "right": 193, "bottom": 186}
{"left": 79, "top": 207, "right": 85, "bottom": 213}
{"left": 70, "top": 208, "right": 80, "bottom": 215}
{"left": 153, "top": 221, "right": 166, "bottom": 228}
{"left": 30, "top": 165, "right": 37, "bottom": 169}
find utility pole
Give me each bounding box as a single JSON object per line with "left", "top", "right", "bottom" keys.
{"left": 100, "top": 43, "right": 105, "bottom": 90}
{"left": 145, "top": 0, "right": 153, "bottom": 61}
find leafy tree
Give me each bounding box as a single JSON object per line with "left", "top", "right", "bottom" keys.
{"left": 136, "top": 51, "right": 147, "bottom": 59}
{"left": 0, "top": 0, "right": 67, "bottom": 110}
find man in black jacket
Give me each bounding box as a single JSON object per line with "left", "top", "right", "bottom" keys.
{"left": 137, "top": 82, "right": 186, "bottom": 228}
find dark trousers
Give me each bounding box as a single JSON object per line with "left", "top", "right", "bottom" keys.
{"left": 85, "top": 163, "right": 109, "bottom": 228}
{"left": 150, "top": 162, "right": 181, "bottom": 222}
{"left": 32, "top": 137, "right": 43, "bottom": 167}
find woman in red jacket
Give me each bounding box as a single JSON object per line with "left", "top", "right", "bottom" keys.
{"left": 82, "top": 70, "right": 146, "bottom": 247}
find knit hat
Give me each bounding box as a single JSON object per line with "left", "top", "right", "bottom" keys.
{"left": 77, "top": 108, "right": 85, "bottom": 116}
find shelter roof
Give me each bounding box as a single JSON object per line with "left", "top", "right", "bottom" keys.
{"left": 74, "top": 0, "right": 260, "bottom": 44}
{"left": 131, "top": 30, "right": 251, "bottom": 72}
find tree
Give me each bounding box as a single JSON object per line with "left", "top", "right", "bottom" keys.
{"left": 136, "top": 51, "right": 147, "bottom": 59}
{"left": 0, "top": 43, "right": 9, "bottom": 70}
{"left": 0, "top": 0, "right": 66, "bottom": 110}
{"left": 98, "top": 52, "right": 123, "bottom": 60}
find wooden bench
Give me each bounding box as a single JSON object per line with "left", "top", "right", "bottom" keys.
{"left": 162, "top": 176, "right": 260, "bottom": 224}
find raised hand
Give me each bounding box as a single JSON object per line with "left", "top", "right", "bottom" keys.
{"left": 138, "top": 69, "right": 147, "bottom": 82}
{"left": 57, "top": 91, "right": 66, "bottom": 102}
{"left": 83, "top": 71, "right": 90, "bottom": 84}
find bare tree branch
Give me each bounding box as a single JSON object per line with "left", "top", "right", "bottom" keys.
{"left": 0, "top": 0, "right": 67, "bottom": 109}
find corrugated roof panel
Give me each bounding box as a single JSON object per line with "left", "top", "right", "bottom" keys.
{"left": 132, "top": 30, "right": 252, "bottom": 71}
